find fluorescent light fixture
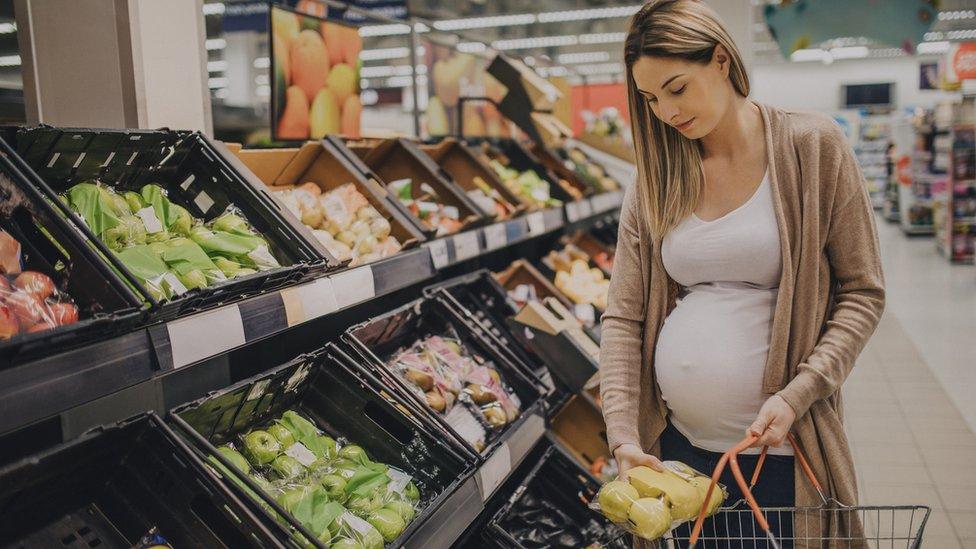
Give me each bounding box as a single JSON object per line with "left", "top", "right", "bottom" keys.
{"left": 253, "top": 57, "right": 270, "bottom": 69}
{"left": 254, "top": 74, "right": 269, "bottom": 86}
{"left": 214, "top": 88, "right": 229, "bottom": 99}
{"left": 538, "top": 66, "right": 568, "bottom": 78}
{"left": 457, "top": 42, "right": 488, "bottom": 53}
{"left": 917, "top": 41, "right": 950, "bottom": 55}
{"left": 206, "top": 38, "right": 226, "bottom": 50}
{"left": 359, "top": 47, "right": 411, "bottom": 61}
{"left": 434, "top": 13, "right": 535, "bottom": 31}
{"left": 870, "top": 47, "right": 905, "bottom": 58}
{"left": 0, "top": 54, "right": 19, "bottom": 66}
{"left": 207, "top": 60, "right": 228, "bottom": 72}
{"left": 579, "top": 32, "right": 627, "bottom": 45}
{"left": 537, "top": 5, "right": 640, "bottom": 23}
{"left": 208, "top": 77, "right": 229, "bottom": 89}
{"left": 790, "top": 48, "right": 827, "bottom": 62}
{"left": 202, "top": 3, "right": 225, "bottom": 16}
{"left": 492, "top": 34, "right": 577, "bottom": 50}
{"left": 939, "top": 9, "right": 975, "bottom": 21}
{"left": 360, "top": 89, "right": 379, "bottom": 106}
{"left": 360, "top": 64, "right": 416, "bottom": 78}
{"left": 256, "top": 85, "right": 271, "bottom": 97}
{"left": 574, "top": 62, "right": 624, "bottom": 76}
{"left": 359, "top": 23, "right": 412, "bottom": 37}
{"left": 557, "top": 51, "right": 611, "bottom": 64}
{"left": 924, "top": 31, "right": 944, "bottom": 41}
{"left": 0, "top": 22, "right": 16, "bottom": 34}
{"left": 947, "top": 29, "right": 976, "bottom": 40}
{"left": 385, "top": 75, "right": 423, "bottom": 88}
{"left": 830, "top": 46, "right": 868, "bottom": 59}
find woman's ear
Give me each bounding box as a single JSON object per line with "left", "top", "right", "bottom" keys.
{"left": 712, "top": 44, "right": 730, "bottom": 78}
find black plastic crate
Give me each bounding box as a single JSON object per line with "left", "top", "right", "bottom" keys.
{"left": 0, "top": 412, "right": 281, "bottom": 548}
{"left": 485, "top": 440, "right": 628, "bottom": 549}
{"left": 170, "top": 346, "right": 476, "bottom": 548}
{"left": 4, "top": 125, "right": 338, "bottom": 321}
{"left": 467, "top": 138, "right": 575, "bottom": 204}
{"left": 343, "top": 296, "right": 546, "bottom": 459}
{"left": 0, "top": 138, "right": 145, "bottom": 367}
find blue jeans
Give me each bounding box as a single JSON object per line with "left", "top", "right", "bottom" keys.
{"left": 659, "top": 422, "right": 795, "bottom": 549}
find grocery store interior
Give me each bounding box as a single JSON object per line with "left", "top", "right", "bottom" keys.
{"left": 1, "top": 0, "right": 975, "bottom": 547}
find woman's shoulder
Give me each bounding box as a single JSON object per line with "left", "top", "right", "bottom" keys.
{"left": 766, "top": 104, "right": 851, "bottom": 154}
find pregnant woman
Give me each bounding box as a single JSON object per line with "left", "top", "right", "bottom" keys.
{"left": 599, "top": 1, "right": 885, "bottom": 547}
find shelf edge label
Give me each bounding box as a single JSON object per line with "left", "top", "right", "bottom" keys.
{"left": 282, "top": 277, "right": 339, "bottom": 326}
{"left": 527, "top": 211, "right": 546, "bottom": 235}
{"left": 483, "top": 223, "right": 507, "bottom": 250}
{"left": 477, "top": 441, "right": 512, "bottom": 501}
{"left": 453, "top": 230, "right": 480, "bottom": 261}
{"left": 425, "top": 239, "right": 450, "bottom": 269}
{"left": 167, "top": 305, "right": 246, "bottom": 368}
{"left": 331, "top": 266, "right": 376, "bottom": 309}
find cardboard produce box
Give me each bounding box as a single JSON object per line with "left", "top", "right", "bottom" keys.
{"left": 419, "top": 138, "right": 526, "bottom": 220}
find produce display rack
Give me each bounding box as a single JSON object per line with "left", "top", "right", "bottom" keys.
{"left": 0, "top": 187, "right": 622, "bottom": 448}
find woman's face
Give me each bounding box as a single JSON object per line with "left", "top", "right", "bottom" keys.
{"left": 631, "top": 46, "right": 732, "bottom": 139}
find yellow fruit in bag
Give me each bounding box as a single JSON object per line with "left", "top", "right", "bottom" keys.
{"left": 688, "top": 476, "right": 724, "bottom": 517}
{"left": 627, "top": 466, "right": 701, "bottom": 520}
{"left": 628, "top": 497, "right": 672, "bottom": 540}
{"left": 597, "top": 480, "right": 639, "bottom": 523}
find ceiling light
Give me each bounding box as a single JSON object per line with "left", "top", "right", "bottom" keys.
{"left": 202, "top": 3, "right": 225, "bottom": 16}
{"left": 254, "top": 74, "right": 269, "bottom": 85}
{"left": 917, "top": 41, "right": 950, "bottom": 55}
{"left": 830, "top": 46, "right": 869, "bottom": 59}
{"left": 359, "top": 23, "right": 412, "bottom": 37}
{"left": 924, "top": 31, "right": 944, "bottom": 41}
{"left": 0, "top": 22, "right": 16, "bottom": 34}
{"left": 790, "top": 48, "right": 827, "bottom": 62}
{"left": 574, "top": 62, "right": 624, "bottom": 76}
{"left": 537, "top": 5, "right": 640, "bottom": 23}
{"left": 359, "top": 47, "right": 411, "bottom": 61}
{"left": 0, "top": 55, "right": 20, "bottom": 67}
{"left": 360, "top": 64, "right": 418, "bottom": 78}
{"left": 207, "top": 60, "right": 228, "bottom": 72}
{"left": 434, "top": 13, "right": 535, "bottom": 31}
{"left": 492, "top": 35, "right": 578, "bottom": 50}
{"left": 458, "top": 42, "right": 488, "bottom": 53}
{"left": 939, "top": 9, "right": 976, "bottom": 21}
{"left": 206, "top": 38, "right": 226, "bottom": 50}
{"left": 255, "top": 85, "right": 271, "bottom": 97}
{"left": 208, "top": 77, "right": 229, "bottom": 89}
{"left": 579, "top": 32, "right": 627, "bottom": 45}
{"left": 947, "top": 29, "right": 976, "bottom": 40}
{"left": 557, "top": 51, "right": 611, "bottom": 64}
{"left": 253, "top": 57, "right": 270, "bottom": 69}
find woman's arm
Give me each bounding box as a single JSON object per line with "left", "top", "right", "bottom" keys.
{"left": 600, "top": 184, "right": 649, "bottom": 454}
{"left": 776, "top": 125, "right": 886, "bottom": 420}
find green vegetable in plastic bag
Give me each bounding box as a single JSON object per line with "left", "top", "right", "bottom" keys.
{"left": 160, "top": 238, "right": 217, "bottom": 274}
{"left": 212, "top": 212, "right": 255, "bottom": 236}
{"left": 66, "top": 182, "right": 123, "bottom": 237}
{"left": 145, "top": 228, "right": 171, "bottom": 244}
{"left": 213, "top": 257, "right": 242, "bottom": 277}
{"left": 176, "top": 268, "right": 207, "bottom": 290}
{"left": 190, "top": 226, "right": 261, "bottom": 257}
{"left": 140, "top": 184, "right": 194, "bottom": 236}
{"left": 277, "top": 411, "right": 328, "bottom": 458}
{"left": 115, "top": 245, "right": 172, "bottom": 298}
{"left": 123, "top": 191, "right": 145, "bottom": 214}
{"left": 103, "top": 215, "right": 147, "bottom": 250}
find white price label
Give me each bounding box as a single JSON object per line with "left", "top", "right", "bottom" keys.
{"left": 579, "top": 199, "right": 593, "bottom": 218}
{"left": 330, "top": 266, "right": 375, "bottom": 309}
{"left": 285, "top": 442, "right": 317, "bottom": 467}
{"left": 565, "top": 202, "right": 580, "bottom": 222}
{"left": 167, "top": 305, "right": 246, "bottom": 368}
{"left": 281, "top": 277, "right": 338, "bottom": 326}
{"left": 453, "top": 231, "right": 480, "bottom": 261}
{"left": 425, "top": 239, "right": 449, "bottom": 269}
{"left": 136, "top": 207, "right": 164, "bottom": 234}
{"left": 527, "top": 212, "right": 546, "bottom": 235}
{"left": 478, "top": 442, "right": 512, "bottom": 500}
{"left": 483, "top": 223, "right": 507, "bottom": 250}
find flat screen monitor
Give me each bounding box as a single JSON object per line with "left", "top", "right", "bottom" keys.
{"left": 843, "top": 83, "right": 893, "bottom": 109}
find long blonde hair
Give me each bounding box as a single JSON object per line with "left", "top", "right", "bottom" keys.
{"left": 625, "top": 0, "right": 750, "bottom": 238}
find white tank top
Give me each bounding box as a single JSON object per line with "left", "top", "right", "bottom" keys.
{"left": 656, "top": 171, "right": 792, "bottom": 455}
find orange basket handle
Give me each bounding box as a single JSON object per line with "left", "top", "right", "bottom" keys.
{"left": 688, "top": 432, "right": 827, "bottom": 547}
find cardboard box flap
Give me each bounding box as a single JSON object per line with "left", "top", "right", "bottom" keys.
{"left": 232, "top": 146, "right": 300, "bottom": 184}
{"left": 277, "top": 141, "right": 325, "bottom": 185}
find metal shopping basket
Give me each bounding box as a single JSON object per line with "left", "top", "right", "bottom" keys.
{"left": 640, "top": 434, "right": 930, "bottom": 548}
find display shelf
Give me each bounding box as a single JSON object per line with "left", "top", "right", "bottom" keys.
{"left": 0, "top": 193, "right": 623, "bottom": 440}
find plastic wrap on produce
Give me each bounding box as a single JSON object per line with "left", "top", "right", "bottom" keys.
{"left": 0, "top": 231, "right": 80, "bottom": 339}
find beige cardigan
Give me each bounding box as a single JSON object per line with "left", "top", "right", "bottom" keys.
{"left": 599, "top": 102, "right": 885, "bottom": 546}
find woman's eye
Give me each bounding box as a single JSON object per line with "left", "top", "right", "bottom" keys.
{"left": 645, "top": 96, "right": 658, "bottom": 104}
{"left": 672, "top": 85, "right": 686, "bottom": 95}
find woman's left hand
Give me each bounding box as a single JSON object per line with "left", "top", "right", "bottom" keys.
{"left": 747, "top": 395, "right": 797, "bottom": 448}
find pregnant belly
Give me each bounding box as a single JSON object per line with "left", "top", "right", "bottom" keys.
{"left": 654, "top": 285, "right": 781, "bottom": 453}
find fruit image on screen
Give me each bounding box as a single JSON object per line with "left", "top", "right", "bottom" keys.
{"left": 422, "top": 39, "right": 507, "bottom": 139}
{"left": 271, "top": 6, "right": 362, "bottom": 141}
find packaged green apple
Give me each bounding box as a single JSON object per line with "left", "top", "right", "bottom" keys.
{"left": 208, "top": 410, "right": 421, "bottom": 547}
{"left": 590, "top": 461, "right": 727, "bottom": 541}
{"left": 61, "top": 181, "right": 280, "bottom": 301}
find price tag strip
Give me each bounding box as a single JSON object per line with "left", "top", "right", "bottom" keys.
{"left": 167, "top": 305, "right": 246, "bottom": 369}
{"left": 330, "top": 265, "right": 376, "bottom": 309}
{"left": 565, "top": 201, "right": 581, "bottom": 222}
{"left": 527, "top": 211, "right": 546, "bottom": 236}
{"left": 477, "top": 441, "right": 511, "bottom": 501}
{"left": 280, "top": 277, "right": 338, "bottom": 326}
{"left": 425, "top": 239, "right": 450, "bottom": 269}
{"left": 452, "top": 230, "right": 481, "bottom": 262}
{"left": 483, "top": 223, "right": 507, "bottom": 251}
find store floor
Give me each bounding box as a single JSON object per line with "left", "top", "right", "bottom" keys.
{"left": 843, "top": 216, "right": 976, "bottom": 547}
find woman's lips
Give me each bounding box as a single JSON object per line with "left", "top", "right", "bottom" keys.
{"left": 675, "top": 118, "right": 695, "bottom": 132}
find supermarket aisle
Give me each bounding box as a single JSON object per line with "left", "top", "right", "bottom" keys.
{"left": 843, "top": 217, "right": 976, "bottom": 547}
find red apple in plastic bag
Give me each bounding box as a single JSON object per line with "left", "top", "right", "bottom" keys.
{"left": 0, "top": 305, "right": 19, "bottom": 339}
{"left": 49, "top": 302, "right": 78, "bottom": 326}
{"left": 0, "top": 232, "right": 21, "bottom": 275}
{"left": 13, "top": 271, "right": 55, "bottom": 300}
{"left": 5, "top": 291, "right": 44, "bottom": 327}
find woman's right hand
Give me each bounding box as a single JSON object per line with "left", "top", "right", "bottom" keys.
{"left": 614, "top": 443, "right": 665, "bottom": 480}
